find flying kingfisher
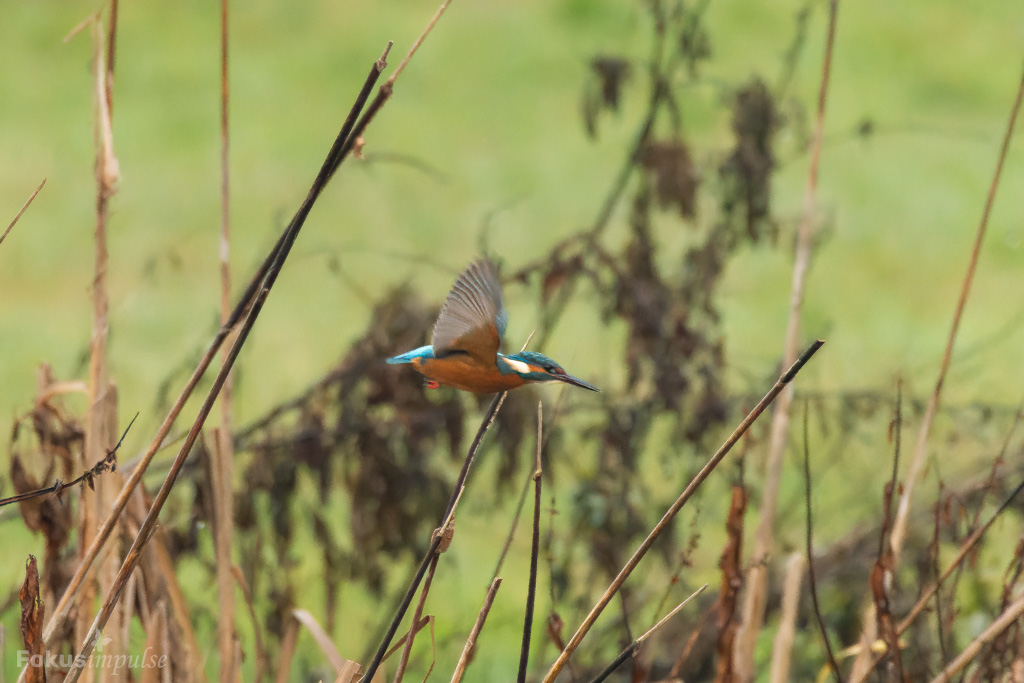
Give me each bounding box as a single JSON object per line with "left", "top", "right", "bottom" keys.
{"left": 387, "top": 259, "right": 599, "bottom": 394}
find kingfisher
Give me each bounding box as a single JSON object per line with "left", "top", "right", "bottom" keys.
{"left": 387, "top": 259, "right": 599, "bottom": 394}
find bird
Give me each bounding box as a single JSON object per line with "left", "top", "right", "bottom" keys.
{"left": 387, "top": 259, "right": 599, "bottom": 394}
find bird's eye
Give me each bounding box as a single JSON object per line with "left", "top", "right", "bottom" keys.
{"left": 549, "top": 365, "right": 565, "bottom": 375}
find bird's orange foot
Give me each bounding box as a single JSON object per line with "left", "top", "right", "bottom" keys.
{"left": 425, "top": 380, "right": 441, "bottom": 390}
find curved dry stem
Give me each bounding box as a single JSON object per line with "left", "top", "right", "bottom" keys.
{"left": 927, "top": 593, "right": 1024, "bottom": 683}
{"left": 542, "top": 340, "right": 824, "bottom": 682}
{"left": 889, "top": 60, "right": 1024, "bottom": 561}
{"left": 588, "top": 584, "right": 707, "bottom": 683}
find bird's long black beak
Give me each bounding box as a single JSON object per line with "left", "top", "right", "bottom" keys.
{"left": 555, "top": 373, "right": 600, "bottom": 392}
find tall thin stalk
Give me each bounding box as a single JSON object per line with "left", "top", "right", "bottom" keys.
{"left": 888, "top": 62, "right": 1024, "bottom": 561}
{"left": 213, "top": 0, "right": 238, "bottom": 679}
{"left": 542, "top": 340, "right": 824, "bottom": 682}
{"left": 733, "top": 2, "right": 839, "bottom": 677}
{"left": 61, "top": 43, "right": 394, "bottom": 682}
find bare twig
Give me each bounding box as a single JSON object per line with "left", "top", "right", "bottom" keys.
{"left": 848, "top": 477, "right": 1024, "bottom": 683}
{"left": 62, "top": 42, "right": 394, "bottom": 681}
{"left": 734, "top": 1, "right": 839, "bottom": 675}
{"left": 899, "top": 478, "right": 1024, "bottom": 636}
{"left": 588, "top": 585, "right": 708, "bottom": 683}
{"left": 388, "top": 0, "right": 452, "bottom": 86}
{"left": 361, "top": 391, "right": 507, "bottom": 683}
{"left": 29, "top": 42, "right": 392, "bottom": 666}
{"left": 890, "top": 58, "right": 1024, "bottom": 561}
{"left": 491, "top": 467, "right": 533, "bottom": 580}
{"left": 450, "top": 579, "right": 502, "bottom": 683}
{"left": 1, "top": 414, "right": 137, "bottom": 508}
{"left": 853, "top": 383, "right": 903, "bottom": 678}
{"left": 517, "top": 402, "right": 544, "bottom": 683}
{"left": 382, "top": 616, "right": 431, "bottom": 663}
{"left": 213, "top": 0, "right": 237, "bottom": 677}
{"left": 0, "top": 179, "right": 45, "bottom": 249}
{"left": 231, "top": 566, "right": 268, "bottom": 683}
{"left": 543, "top": 340, "right": 825, "bottom": 682}
{"left": 392, "top": 555, "right": 439, "bottom": 683}
{"left": 929, "top": 594, "right": 1024, "bottom": 683}
{"left": 803, "top": 401, "right": 841, "bottom": 681}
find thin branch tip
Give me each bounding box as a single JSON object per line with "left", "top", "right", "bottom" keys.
{"left": 378, "top": 41, "right": 394, "bottom": 68}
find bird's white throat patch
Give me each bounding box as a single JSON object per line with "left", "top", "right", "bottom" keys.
{"left": 503, "top": 357, "right": 532, "bottom": 375}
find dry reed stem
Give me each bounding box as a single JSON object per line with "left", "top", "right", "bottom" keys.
{"left": 734, "top": 2, "right": 839, "bottom": 677}
{"left": 139, "top": 602, "right": 167, "bottom": 683}
{"left": 846, "top": 477, "right": 1024, "bottom": 683}
{"left": 85, "top": 12, "right": 122, "bottom": 682}
{"left": 0, "top": 179, "right": 45, "bottom": 248}
{"left": 890, "top": 62, "right": 1024, "bottom": 561}
{"left": 517, "top": 402, "right": 544, "bottom": 683}
{"left": 36, "top": 41, "right": 390, "bottom": 682}
{"left": 803, "top": 402, "right": 840, "bottom": 681}
{"left": 898, "top": 478, "right": 1024, "bottom": 636}
{"left": 29, "top": 48, "right": 388, "bottom": 634}
{"left": 334, "top": 662, "right": 363, "bottom": 683}
{"left": 542, "top": 340, "right": 824, "bottom": 682}
{"left": 392, "top": 555, "right": 440, "bottom": 683}
{"left": 33, "top": 285, "right": 220, "bottom": 658}
{"left": 63, "top": 287, "right": 260, "bottom": 681}
{"left": 63, "top": 39, "right": 395, "bottom": 679}
{"left": 231, "top": 565, "right": 268, "bottom": 683}
{"left": 361, "top": 391, "right": 507, "bottom": 683}
{"left": 929, "top": 593, "right": 1024, "bottom": 683}
{"left": 847, "top": 603, "right": 878, "bottom": 681}
{"left": 588, "top": 585, "right": 708, "bottom": 683}
{"left": 450, "top": 578, "right": 502, "bottom": 683}
{"left": 293, "top": 608, "right": 353, "bottom": 675}
{"left": 769, "top": 553, "right": 805, "bottom": 683}
{"left": 387, "top": 0, "right": 452, "bottom": 87}
{"left": 382, "top": 617, "right": 431, "bottom": 662}
{"left": 274, "top": 617, "right": 300, "bottom": 683}
{"left": 491, "top": 465, "right": 533, "bottom": 580}
{"left": 214, "top": 0, "right": 237, "bottom": 677}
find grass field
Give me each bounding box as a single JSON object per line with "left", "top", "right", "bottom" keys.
{"left": 2, "top": 0, "right": 1023, "bottom": 679}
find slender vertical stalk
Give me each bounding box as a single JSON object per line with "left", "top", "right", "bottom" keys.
{"left": 542, "top": 341, "right": 824, "bottom": 682}
{"left": 392, "top": 555, "right": 439, "bottom": 683}
{"left": 517, "top": 403, "right": 543, "bottom": 683}
{"left": 768, "top": 553, "right": 805, "bottom": 683}
{"left": 213, "top": 0, "right": 238, "bottom": 680}
{"left": 61, "top": 41, "right": 394, "bottom": 681}
{"left": 889, "top": 62, "right": 1024, "bottom": 561}
{"left": 450, "top": 579, "right": 502, "bottom": 683}
{"left": 86, "top": 11, "right": 123, "bottom": 682}
{"left": 361, "top": 392, "right": 508, "bottom": 683}
{"left": 733, "top": 3, "right": 839, "bottom": 677}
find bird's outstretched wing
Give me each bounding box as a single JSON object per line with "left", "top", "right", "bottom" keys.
{"left": 431, "top": 259, "right": 508, "bottom": 361}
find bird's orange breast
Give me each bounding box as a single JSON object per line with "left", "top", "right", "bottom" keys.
{"left": 412, "top": 355, "right": 528, "bottom": 394}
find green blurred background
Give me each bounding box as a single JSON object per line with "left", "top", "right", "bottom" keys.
{"left": 2, "top": 0, "right": 1023, "bottom": 679}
